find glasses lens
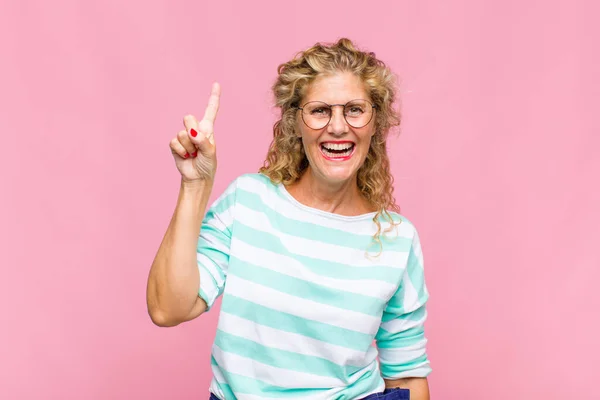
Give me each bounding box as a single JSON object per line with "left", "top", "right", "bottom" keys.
{"left": 344, "top": 100, "right": 373, "bottom": 128}
{"left": 302, "top": 102, "right": 331, "bottom": 129}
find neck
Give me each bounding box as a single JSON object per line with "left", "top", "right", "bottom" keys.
{"left": 287, "top": 167, "right": 373, "bottom": 216}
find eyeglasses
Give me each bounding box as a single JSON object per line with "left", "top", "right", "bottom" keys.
{"left": 295, "top": 99, "right": 376, "bottom": 130}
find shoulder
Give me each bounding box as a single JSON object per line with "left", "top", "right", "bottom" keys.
{"left": 223, "top": 172, "right": 280, "bottom": 205}
{"left": 374, "top": 211, "right": 423, "bottom": 256}
{"left": 219, "top": 172, "right": 274, "bottom": 193}
{"left": 233, "top": 172, "right": 274, "bottom": 187}
{"left": 381, "top": 211, "right": 419, "bottom": 239}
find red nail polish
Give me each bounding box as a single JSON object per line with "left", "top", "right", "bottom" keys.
{"left": 191, "top": 151, "right": 197, "bottom": 157}
{"left": 190, "top": 129, "right": 197, "bottom": 137}
{"left": 184, "top": 153, "right": 189, "bottom": 158}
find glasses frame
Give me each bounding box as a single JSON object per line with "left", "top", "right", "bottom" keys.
{"left": 294, "top": 99, "right": 377, "bottom": 130}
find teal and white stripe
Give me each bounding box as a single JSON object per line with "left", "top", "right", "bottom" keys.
{"left": 198, "top": 173, "right": 431, "bottom": 399}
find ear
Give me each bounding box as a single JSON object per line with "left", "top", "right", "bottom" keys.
{"left": 295, "top": 121, "right": 303, "bottom": 138}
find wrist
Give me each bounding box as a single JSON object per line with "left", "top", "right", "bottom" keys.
{"left": 180, "top": 178, "right": 214, "bottom": 193}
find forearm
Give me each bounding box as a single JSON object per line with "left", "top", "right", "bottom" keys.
{"left": 384, "top": 377, "right": 430, "bottom": 400}
{"left": 146, "top": 179, "right": 213, "bottom": 326}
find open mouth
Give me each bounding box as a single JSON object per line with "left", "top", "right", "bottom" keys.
{"left": 319, "top": 142, "right": 356, "bottom": 161}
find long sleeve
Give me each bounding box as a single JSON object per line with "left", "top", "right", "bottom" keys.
{"left": 196, "top": 178, "right": 238, "bottom": 310}
{"left": 375, "top": 228, "right": 431, "bottom": 379}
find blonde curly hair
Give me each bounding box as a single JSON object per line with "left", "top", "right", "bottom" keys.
{"left": 259, "top": 38, "right": 402, "bottom": 247}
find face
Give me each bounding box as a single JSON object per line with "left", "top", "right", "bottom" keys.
{"left": 296, "top": 71, "right": 376, "bottom": 186}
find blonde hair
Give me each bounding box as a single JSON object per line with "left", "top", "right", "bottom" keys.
{"left": 259, "top": 38, "right": 402, "bottom": 248}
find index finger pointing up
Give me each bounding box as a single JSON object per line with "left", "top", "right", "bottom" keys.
{"left": 203, "top": 82, "right": 221, "bottom": 124}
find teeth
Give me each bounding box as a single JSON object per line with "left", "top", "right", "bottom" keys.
{"left": 321, "top": 146, "right": 353, "bottom": 159}
{"left": 322, "top": 143, "right": 353, "bottom": 151}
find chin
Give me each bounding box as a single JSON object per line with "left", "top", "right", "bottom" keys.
{"left": 312, "top": 153, "right": 365, "bottom": 185}
{"left": 320, "top": 166, "right": 357, "bottom": 183}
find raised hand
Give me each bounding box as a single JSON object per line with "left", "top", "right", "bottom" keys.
{"left": 169, "top": 82, "right": 221, "bottom": 182}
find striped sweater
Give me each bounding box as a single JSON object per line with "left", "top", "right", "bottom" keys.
{"left": 197, "top": 173, "right": 431, "bottom": 400}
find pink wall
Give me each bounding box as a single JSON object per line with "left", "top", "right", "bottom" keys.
{"left": 2, "top": 1, "right": 599, "bottom": 399}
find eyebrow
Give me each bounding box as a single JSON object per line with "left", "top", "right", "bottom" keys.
{"left": 303, "top": 99, "right": 371, "bottom": 105}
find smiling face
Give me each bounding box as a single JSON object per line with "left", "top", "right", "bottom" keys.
{"left": 296, "top": 71, "right": 376, "bottom": 186}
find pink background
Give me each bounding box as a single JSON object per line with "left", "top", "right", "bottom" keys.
{"left": 1, "top": 0, "right": 599, "bottom": 399}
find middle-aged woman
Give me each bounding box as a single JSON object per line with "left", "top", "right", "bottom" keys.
{"left": 147, "top": 38, "right": 431, "bottom": 400}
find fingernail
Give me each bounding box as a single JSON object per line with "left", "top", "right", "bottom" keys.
{"left": 190, "top": 129, "right": 197, "bottom": 137}
{"left": 191, "top": 151, "right": 197, "bottom": 157}
{"left": 184, "top": 153, "right": 189, "bottom": 159}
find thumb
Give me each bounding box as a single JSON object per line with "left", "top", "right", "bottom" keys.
{"left": 183, "top": 115, "right": 213, "bottom": 151}
{"left": 188, "top": 121, "right": 215, "bottom": 153}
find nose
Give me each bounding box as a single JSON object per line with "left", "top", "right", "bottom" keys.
{"left": 327, "top": 106, "right": 349, "bottom": 136}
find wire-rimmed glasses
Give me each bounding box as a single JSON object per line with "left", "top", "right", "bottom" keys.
{"left": 295, "top": 99, "right": 376, "bottom": 130}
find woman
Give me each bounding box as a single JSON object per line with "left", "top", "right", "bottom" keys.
{"left": 147, "top": 38, "right": 431, "bottom": 400}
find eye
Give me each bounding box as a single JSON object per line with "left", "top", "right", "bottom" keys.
{"left": 346, "top": 105, "right": 365, "bottom": 116}
{"left": 310, "top": 107, "right": 330, "bottom": 116}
